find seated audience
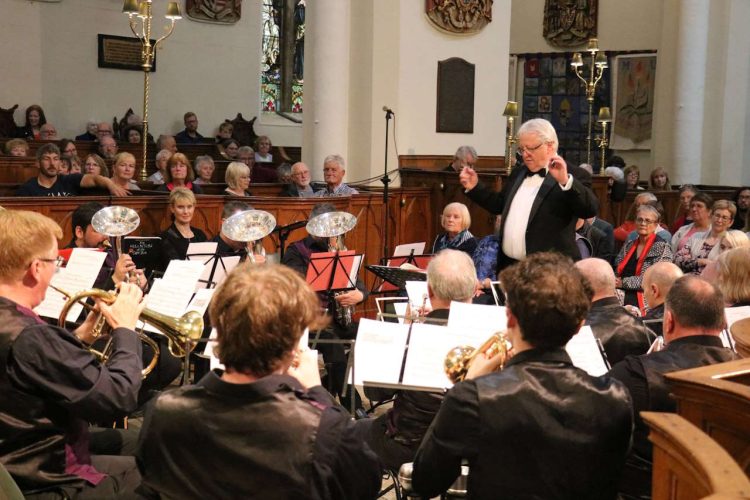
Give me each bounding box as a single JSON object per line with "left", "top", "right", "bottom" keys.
{"left": 0, "top": 209, "right": 145, "bottom": 498}
{"left": 157, "top": 152, "right": 203, "bottom": 194}
{"left": 59, "top": 154, "right": 72, "bottom": 174}
{"left": 15, "top": 104, "right": 46, "bottom": 139}
{"left": 670, "top": 192, "right": 713, "bottom": 252}
{"left": 731, "top": 186, "right": 750, "bottom": 230}
{"left": 158, "top": 188, "right": 208, "bottom": 271}
{"left": 576, "top": 217, "right": 613, "bottom": 262}
{"left": 124, "top": 125, "right": 142, "bottom": 144}
{"left": 111, "top": 152, "right": 140, "bottom": 191}
{"left": 641, "top": 262, "right": 684, "bottom": 336}
{"left": 136, "top": 264, "right": 381, "bottom": 499}
{"left": 700, "top": 229, "right": 749, "bottom": 282}
{"left": 96, "top": 121, "right": 114, "bottom": 141}
{"left": 254, "top": 135, "right": 273, "bottom": 162}
{"left": 578, "top": 162, "right": 594, "bottom": 175}
{"left": 411, "top": 252, "right": 633, "bottom": 499}
{"left": 156, "top": 134, "right": 178, "bottom": 155}
{"left": 75, "top": 120, "right": 98, "bottom": 141}
{"left": 98, "top": 135, "right": 118, "bottom": 160}
{"left": 357, "top": 249, "right": 476, "bottom": 470}
{"left": 239, "top": 145, "right": 277, "bottom": 183}
{"left": 215, "top": 121, "right": 233, "bottom": 143}
{"left": 648, "top": 166, "right": 671, "bottom": 191}
{"left": 59, "top": 138, "right": 78, "bottom": 158}
{"left": 175, "top": 111, "right": 204, "bottom": 144}
{"left": 84, "top": 153, "right": 109, "bottom": 177}
{"left": 224, "top": 161, "right": 252, "bottom": 196}
{"left": 674, "top": 199, "right": 735, "bottom": 275}
{"left": 277, "top": 162, "right": 292, "bottom": 183}
{"left": 473, "top": 215, "right": 501, "bottom": 290}
{"left": 576, "top": 258, "right": 656, "bottom": 364}
{"left": 16, "top": 144, "right": 127, "bottom": 197}
{"left": 219, "top": 138, "right": 240, "bottom": 159}
{"left": 624, "top": 164, "right": 643, "bottom": 190}
{"left": 147, "top": 149, "right": 172, "bottom": 185}
{"left": 4, "top": 138, "right": 28, "bottom": 156}
{"left": 193, "top": 155, "right": 215, "bottom": 184}
{"left": 281, "top": 161, "right": 315, "bottom": 196}
{"left": 716, "top": 247, "right": 750, "bottom": 307}
{"left": 614, "top": 193, "right": 670, "bottom": 244}
{"left": 432, "top": 202, "right": 477, "bottom": 256}
{"left": 64, "top": 154, "right": 82, "bottom": 174}
{"left": 614, "top": 204, "right": 673, "bottom": 310}
{"left": 670, "top": 184, "right": 698, "bottom": 233}
{"left": 608, "top": 276, "right": 739, "bottom": 499}
{"left": 39, "top": 123, "right": 58, "bottom": 140}
{"left": 603, "top": 166, "right": 626, "bottom": 202}
{"left": 314, "top": 154, "right": 359, "bottom": 196}
{"left": 444, "top": 145, "right": 478, "bottom": 173}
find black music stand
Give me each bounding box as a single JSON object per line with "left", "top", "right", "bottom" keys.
{"left": 273, "top": 220, "right": 308, "bottom": 259}
{"left": 366, "top": 264, "right": 427, "bottom": 290}
{"left": 185, "top": 251, "right": 238, "bottom": 289}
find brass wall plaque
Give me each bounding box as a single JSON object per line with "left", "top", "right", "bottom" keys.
{"left": 97, "top": 34, "right": 156, "bottom": 72}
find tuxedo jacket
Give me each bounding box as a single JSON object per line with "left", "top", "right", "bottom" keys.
{"left": 465, "top": 165, "right": 598, "bottom": 270}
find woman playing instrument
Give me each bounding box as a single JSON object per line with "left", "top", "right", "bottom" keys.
{"left": 111, "top": 152, "right": 141, "bottom": 191}
{"left": 674, "top": 200, "right": 736, "bottom": 275}
{"left": 224, "top": 161, "right": 252, "bottom": 196}
{"left": 158, "top": 188, "right": 208, "bottom": 271}
{"left": 432, "top": 202, "right": 477, "bottom": 256}
{"left": 157, "top": 153, "right": 203, "bottom": 194}
{"left": 670, "top": 192, "right": 712, "bottom": 252}
{"left": 614, "top": 204, "right": 673, "bottom": 310}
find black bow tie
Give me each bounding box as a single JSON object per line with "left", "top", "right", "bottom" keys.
{"left": 525, "top": 167, "right": 547, "bottom": 178}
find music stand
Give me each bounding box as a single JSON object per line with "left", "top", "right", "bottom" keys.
{"left": 370, "top": 251, "right": 432, "bottom": 293}
{"left": 273, "top": 220, "right": 308, "bottom": 260}
{"left": 186, "top": 252, "right": 237, "bottom": 289}
{"left": 366, "top": 264, "right": 427, "bottom": 290}
{"left": 306, "top": 250, "right": 363, "bottom": 295}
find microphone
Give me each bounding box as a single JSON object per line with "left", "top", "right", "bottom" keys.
{"left": 382, "top": 105, "right": 394, "bottom": 115}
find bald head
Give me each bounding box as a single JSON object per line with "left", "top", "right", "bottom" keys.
{"left": 427, "top": 249, "right": 477, "bottom": 307}
{"left": 643, "top": 262, "right": 683, "bottom": 309}
{"left": 664, "top": 276, "right": 725, "bottom": 337}
{"left": 574, "top": 258, "right": 615, "bottom": 301}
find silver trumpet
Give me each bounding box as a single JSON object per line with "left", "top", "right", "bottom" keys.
{"left": 306, "top": 211, "right": 358, "bottom": 327}
{"left": 221, "top": 209, "right": 277, "bottom": 263}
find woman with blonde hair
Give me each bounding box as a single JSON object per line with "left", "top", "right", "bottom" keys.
{"left": 700, "top": 230, "right": 749, "bottom": 283}
{"left": 432, "top": 202, "right": 476, "bottom": 255}
{"left": 716, "top": 247, "right": 750, "bottom": 307}
{"left": 159, "top": 187, "right": 207, "bottom": 271}
{"left": 224, "top": 161, "right": 252, "bottom": 196}
{"left": 649, "top": 166, "right": 672, "bottom": 192}
{"left": 111, "top": 152, "right": 140, "bottom": 191}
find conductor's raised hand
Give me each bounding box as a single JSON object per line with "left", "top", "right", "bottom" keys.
{"left": 547, "top": 154, "right": 569, "bottom": 185}
{"left": 459, "top": 166, "right": 479, "bottom": 191}
{"left": 99, "top": 282, "right": 145, "bottom": 331}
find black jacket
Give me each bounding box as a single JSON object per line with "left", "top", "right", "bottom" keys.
{"left": 586, "top": 296, "right": 656, "bottom": 366}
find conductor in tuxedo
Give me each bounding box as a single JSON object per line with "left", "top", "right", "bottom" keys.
{"left": 460, "top": 118, "right": 598, "bottom": 271}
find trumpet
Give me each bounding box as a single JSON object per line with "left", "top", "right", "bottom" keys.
{"left": 52, "top": 286, "right": 204, "bottom": 377}
{"left": 444, "top": 331, "right": 512, "bottom": 383}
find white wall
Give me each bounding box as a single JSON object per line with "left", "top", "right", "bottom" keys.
{"left": 0, "top": 1, "right": 43, "bottom": 120}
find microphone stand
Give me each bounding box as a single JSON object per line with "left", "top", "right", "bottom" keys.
{"left": 381, "top": 108, "right": 394, "bottom": 260}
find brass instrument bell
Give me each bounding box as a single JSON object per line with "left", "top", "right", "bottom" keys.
{"left": 444, "top": 332, "right": 511, "bottom": 383}
{"left": 221, "top": 209, "right": 277, "bottom": 262}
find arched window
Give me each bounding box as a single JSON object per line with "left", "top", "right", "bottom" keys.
{"left": 261, "top": 0, "right": 304, "bottom": 116}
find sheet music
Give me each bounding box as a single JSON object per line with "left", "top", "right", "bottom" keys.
{"left": 198, "top": 255, "right": 241, "bottom": 290}
{"left": 353, "top": 319, "right": 409, "bottom": 386}
{"left": 565, "top": 326, "right": 609, "bottom": 376}
{"left": 405, "top": 281, "right": 431, "bottom": 310}
{"left": 186, "top": 288, "right": 215, "bottom": 316}
{"left": 186, "top": 242, "right": 218, "bottom": 262}
{"left": 392, "top": 242, "right": 426, "bottom": 258}
{"left": 447, "top": 301, "right": 507, "bottom": 338}
{"left": 348, "top": 254, "right": 364, "bottom": 287}
{"left": 139, "top": 278, "right": 195, "bottom": 333}
{"left": 162, "top": 259, "right": 206, "bottom": 292}
{"left": 205, "top": 328, "right": 224, "bottom": 371}
{"left": 35, "top": 249, "right": 107, "bottom": 322}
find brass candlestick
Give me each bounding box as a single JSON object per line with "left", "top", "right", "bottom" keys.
{"left": 596, "top": 106, "right": 611, "bottom": 173}
{"left": 571, "top": 38, "right": 608, "bottom": 167}
{"left": 502, "top": 101, "right": 518, "bottom": 175}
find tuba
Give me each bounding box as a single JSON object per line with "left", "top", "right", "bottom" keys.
{"left": 221, "top": 209, "right": 277, "bottom": 263}
{"left": 444, "top": 331, "right": 512, "bottom": 383}
{"left": 306, "top": 211, "right": 358, "bottom": 327}
{"left": 52, "top": 286, "right": 204, "bottom": 377}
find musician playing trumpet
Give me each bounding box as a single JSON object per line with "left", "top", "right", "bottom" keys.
{"left": 411, "top": 253, "right": 633, "bottom": 500}
{"left": 0, "top": 210, "right": 146, "bottom": 498}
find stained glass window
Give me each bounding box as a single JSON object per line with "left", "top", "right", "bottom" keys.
{"left": 261, "top": 0, "right": 304, "bottom": 114}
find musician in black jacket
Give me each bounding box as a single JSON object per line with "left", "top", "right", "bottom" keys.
{"left": 412, "top": 253, "right": 633, "bottom": 499}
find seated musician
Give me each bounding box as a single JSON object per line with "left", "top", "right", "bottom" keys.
{"left": 211, "top": 200, "right": 253, "bottom": 257}
{"left": 136, "top": 264, "right": 381, "bottom": 499}
{"left": 158, "top": 188, "right": 208, "bottom": 270}
{"left": 412, "top": 252, "right": 633, "bottom": 499}
{"left": 0, "top": 209, "right": 145, "bottom": 498}
{"left": 357, "top": 249, "right": 477, "bottom": 471}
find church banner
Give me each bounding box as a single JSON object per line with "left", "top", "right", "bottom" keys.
{"left": 610, "top": 54, "right": 657, "bottom": 150}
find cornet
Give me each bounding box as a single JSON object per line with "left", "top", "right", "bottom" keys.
{"left": 444, "top": 331, "right": 512, "bottom": 383}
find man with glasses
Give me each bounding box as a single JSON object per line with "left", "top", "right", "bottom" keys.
{"left": 444, "top": 145, "right": 478, "bottom": 173}
{"left": 282, "top": 161, "right": 315, "bottom": 197}
{"left": 459, "top": 118, "right": 598, "bottom": 271}
{"left": 0, "top": 209, "right": 145, "bottom": 498}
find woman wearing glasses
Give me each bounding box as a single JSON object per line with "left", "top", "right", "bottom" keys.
{"left": 614, "top": 204, "right": 673, "bottom": 310}
{"left": 674, "top": 200, "right": 736, "bottom": 275}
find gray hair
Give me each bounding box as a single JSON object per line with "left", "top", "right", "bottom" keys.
{"left": 238, "top": 146, "right": 254, "bottom": 156}
{"left": 155, "top": 149, "right": 172, "bottom": 161}
{"left": 454, "top": 145, "right": 478, "bottom": 162}
{"left": 517, "top": 118, "right": 558, "bottom": 151}
{"left": 636, "top": 204, "right": 661, "bottom": 222}
{"left": 427, "top": 250, "right": 477, "bottom": 302}
{"left": 604, "top": 166, "right": 624, "bottom": 182}
{"left": 574, "top": 258, "right": 616, "bottom": 297}
{"left": 323, "top": 154, "right": 345, "bottom": 169}
{"left": 193, "top": 155, "right": 215, "bottom": 175}
{"left": 156, "top": 134, "right": 175, "bottom": 150}
{"left": 276, "top": 163, "right": 292, "bottom": 178}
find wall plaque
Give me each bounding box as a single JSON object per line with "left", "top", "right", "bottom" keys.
{"left": 97, "top": 34, "right": 155, "bottom": 72}
{"left": 425, "top": 0, "right": 493, "bottom": 34}
{"left": 436, "top": 58, "right": 475, "bottom": 134}
{"left": 187, "top": 0, "right": 242, "bottom": 24}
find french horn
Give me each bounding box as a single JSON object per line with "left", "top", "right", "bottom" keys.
{"left": 221, "top": 209, "right": 277, "bottom": 263}
{"left": 444, "top": 331, "right": 512, "bottom": 383}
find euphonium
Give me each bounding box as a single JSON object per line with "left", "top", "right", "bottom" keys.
{"left": 52, "top": 286, "right": 204, "bottom": 377}
{"left": 444, "top": 331, "right": 512, "bottom": 383}
{"left": 329, "top": 234, "right": 355, "bottom": 327}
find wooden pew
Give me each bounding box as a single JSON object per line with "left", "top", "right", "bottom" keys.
{"left": 642, "top": 412, "right": 750, "bottom": 499}
{"left": 666, "top": 358, "right": 750, "bottom": 474}
{"left": 731, "top": 318, "right": 750, "bottom": 359}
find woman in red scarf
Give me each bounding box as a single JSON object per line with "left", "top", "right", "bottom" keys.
{"left": 614, "top": 204, "right": 673, "bottom": 311}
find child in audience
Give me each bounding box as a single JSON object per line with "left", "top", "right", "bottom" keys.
{"left": 216, "top": 121, "right": 233, "bottom": 143}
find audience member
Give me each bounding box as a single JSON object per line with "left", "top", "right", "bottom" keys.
{"left": 276, "top": 163, "right": 292, "bottom": 183}
{"left": 670, "top": 184, "right": 699, "bottom": 233}
{"left": 175, "top": 111, "right": 204, "bottom": 144}
{"left": 314, "top": 154, "right": 358, "bottom": 196}
{"left": 731, "top": 186, "right": 750, "bottom": 230}
{"left": 158, "top": 188, "right": 208, "bottom": 271}
{"left": 576, "top": 258, "right": 656, "bottom": 364}
{"left": 670, "top": 192, "right": 713, "bottom": 252}
{"left": 608, "top": 276, "right": 739, "bottom": 499}
{"left": 75, "top": 121, "right": 98, "bottom": 141}
{"left": 59, "top": 154, "right": 71, "bottom": 174}
{"left": 219, "top": 138, "right": 240, "bottom": 159}
{"left": 84, "top": 153, "right": 109, "bottom": 177}
{"left": 59, "top": 138, "right": 78, "bottom": 158}
{"left": 281, "top": 161, "right": 314, "bottom": 196}
{"left": 4, "top": 138, "right": 28, "bottom": 156}
{"left": 641, "top": 262, "right": 684, "bottom": 336}
{"left": 674, "top": 200, "right": 735, "bottom": 275}
{"left": 614, "top": 193, "right": 670, "bottom": 244}
{"left": 0, "top": 209, "right": 145, "bottom": 498}
{"left": 124, "top": 125, "right": 142, "bottom": 144}
{"left": 96, "top": 121, "right": 114, "bottom": 141}
{"left": 15, "top": 104, "right": 46, "bottom": 139}
{"left": 624, "top": 165, "right": 643, "bottom": 190}
{"left": 67, "top": 154, "right": 82, "bottom": 174}
{"left": 224, "top": 161, "right": 252, "bottom": 196}
{"left": 193, "top": 155, "right": 215, "bottom": 184}
{"left": 147, "top": 149, "right": 172, "bottom": 185}
{"left": 614, "top": 204, "right": 673, "bottom": 310}
{"left": 473, "top": 215, "right": 501, "bottom": 291}
{"left": 239, "top": 145, "right": 277, "bottom": 183}
{"left": 603, "top": 166, "right": 627, "bottom": 202}
{"left": 411, "top": 252, "right": 632, "bottom": 499}
{"left": 39, "top": 123, "right": 58, "bottom": 140}
{"left": 648, "top": 166, "right": 671, "bottom": 191}
{"left": 432, "top": 202, "right": 477, "bottom": 256}
{"left": 157, "top": 152, "right": 202, "bottom": 194}
{"left": 111, "top": 152, "right": 140, "bottom": 191}
{"left": 444, "top": 145, "right": 478, "bottom": 173}
{"left": 578, "top": 162, "right": 593, "bottom": 175}
{"left": 156, "top": 134, "right": 178, "bottom": 155}
{"left": 16, "top": 143, "right": 127, "bottom": 197}
{"left": 576, "top": 217, "right": 613, "bottom": 262}
{"left": 716, "top": 247, "right": 750, "bottom": 307}
{"left": 700, "top": 229, "right": 750, "bottom": 282}
{"left": 215, "top": 121, "right": 233, "bottom": 142}
{"left": 98, "top": 135, "right": 118, "bottom": 160}
{"left": 254, "top": 135, "right": 273, "bottom": 162}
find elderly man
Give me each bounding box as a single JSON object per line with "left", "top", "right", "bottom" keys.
{"left": 641, "top": 261, "right": 684, "bottom": 337}
{"left": 156, "top": 134, "right": 178, "bottom": 155}
{"left": 609, "top": 275, "right": 739, "bottom": 499}
{"left": 39, "top": 123, "right": 58, "bottom": 140}
{"left": 357, "top": 249, "right": 478, "bottom": 471}
{"left": 315, "top": 154, "right": 358, "bottom": 196}
{"left": 281, "top": 161, "right": 314, "bottom": 197}
{"left": 460, "top": 118, "right": 598, "bottom": 271}
{"left": 238, "top": 145, "right": 277, "bottom": 183}
{"left": 412, "top": 253, "right": 632, "bottom": 499}
{"left": 444, "top": 145, "right": 478, "bottom": 173}
{"left": 98, "top": 135, "right": 118, "bottom": 160}
{"left": 137, "top": 264, "right": 381, "bottom": 498}
{"left": 76, "top": 121, "right": 98, "bottom": 141}
{"left": 175, "top": 111, "right": 204, "bottom": 144}
{"left": 16, "top": 143, "right": 129, "bottom": 197}
{"left": 96, "top": 121, "right": 114, "bottom": 141}
{"left": 575, "top": 257, "right": 656, "bottom": 365}
{"left": 147, "top": 149, "right": 172, "bottom": 185}
{"left": 0, "top": 209, "right": 145, "bottom": 498}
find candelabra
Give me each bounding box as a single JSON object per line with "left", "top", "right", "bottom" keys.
{"left": 502, "top": 101, "right": 518, "bottom": 175}
{"left": 122, "top": 0, "right": 182, "bottom": 181}
{"left": 570, "top": 38, "right": 608, "bottom": 167}
{"left": 595, "top": 107, "right": 611, "bottom": 173}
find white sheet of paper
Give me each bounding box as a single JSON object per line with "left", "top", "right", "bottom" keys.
{"left": 163, "top": 260, "right": 205, "bottom": 288}
{"left": 198, "top": 255, "right": 241, "bottom": 290}
{"left": 139, "top": 278, "right": 195, "bottom": 333}
{"left": 393, "top": 303, "right": 409, "bottom": 324}
{"left": 724, "top": 306, "right": 750, "bottom": 349}
{"left": 35, "top": 249, "right": 108, "bottom": 322}
{"left": 185, "top": 287, "right": 215, "bottom": 316}
{"left": 186, "top": 241, "right": 218, "bottom": 261}
{"left": 353, "top": 319, "right": 409, "bottom": 386}
{"left": 205, "top": 328, "right": 224, "bottom": 371}
{"left": 405, "top": 281, "right": 431, "bottom": 310}
{"left": 392, "top": 242, "right": 426, "bottom": 258}
{"left": 447, "top": 301, "right": 507, "bottom": 338}
{"left": 565, "top": 326, "right": 609, "bottom": 376}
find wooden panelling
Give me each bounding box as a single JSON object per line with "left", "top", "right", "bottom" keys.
{"left": 399, "top": 154, "right": 505, "bottom": 171}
